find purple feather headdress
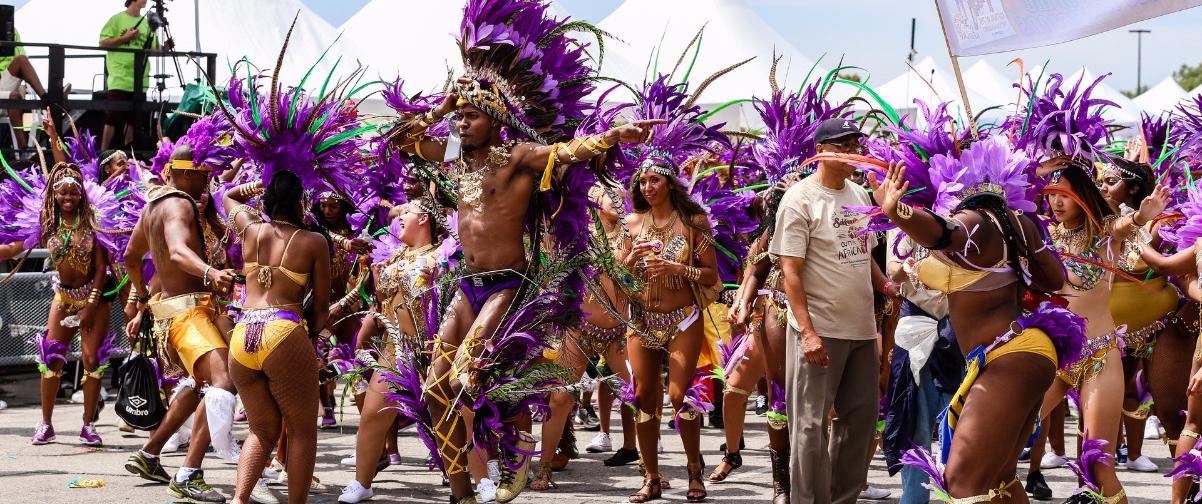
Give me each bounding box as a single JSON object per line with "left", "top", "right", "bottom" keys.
{"left": 1066, "top": 433, "right": 1114, "bottom": 499}
{"left": 1159, "top": 183, "right": 1202, "bottom": 250}
{"left": 1010, "top": 72, "right": 1116, "bottom": 163}
{"left": 929, "top": 134, "right": 1036, "bottom": 215}
{"left": 456, "top": 0, "right": 600, "bottom": 144}
{"left": 1174, "top": 94, "right": 1202, "bottom": 164}
{"left": 0, "top": 164, "right": 47, "bottom": 249}
{"left": 218, "top": 19, "right": 368, "bottom": 194}
{"left": 625, "top": 74, "right": 728, "bottom": 183}
{"left": 751, "top": 80, "right": 852, "bottom": 184}
{"left": 64, "top": 130, "right": 100, "bottom": 182}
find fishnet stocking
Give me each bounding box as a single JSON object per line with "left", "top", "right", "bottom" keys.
{"left": 231, "top": 329, "right": 319, "bottom": 504}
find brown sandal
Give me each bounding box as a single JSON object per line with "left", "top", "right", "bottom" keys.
{"left": 706, "top": 452, "right": 742, "bottom": 482}
{"left": 528, "top": 465, "right": 557, "bottom": 491}
{"left": 686, "top": 462, "right": 707, "bottom": 502}
{"left": 628, "top": 477, "right": 662, "bottom": 503}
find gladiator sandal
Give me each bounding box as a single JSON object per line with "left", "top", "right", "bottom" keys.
{"left": 635, "top": 410, "right": 669, "bottom": 489}
{"left": 685, "top": 461, "right": 708, "bottom": 502}
{"left": 706, "top": 451, "right": 742, "bottom": 482}
{"left": 628, "top": 475, "right": 662, "bottom": 503}
{"left": 427, "top": 339, "right": 470, "bottom": 478}
{"left": 527, "top": 464, "right": 557, "bottom": 491}
{"left": 769, "top": 447, "right": 790, "bottom": 504}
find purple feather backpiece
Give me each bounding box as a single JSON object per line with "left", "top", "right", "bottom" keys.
{"left": 1018, "top": 301, "right": 1087, "bottom": 371}
{"left": 1010, "top": 72, "right": 1116, "bottom": 163}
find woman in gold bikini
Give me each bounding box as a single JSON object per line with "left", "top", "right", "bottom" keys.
{"left": 1033, "top": 161, "right": 1168, "bottom": 503}
{"left": 867, "top": 135, "right": 1070, "bottom": 503}
{"left": 621, "top": 160, "right": 720, "bottom": 503}
{"left": 222, "top": 171, "right": 332, "bottom": 504}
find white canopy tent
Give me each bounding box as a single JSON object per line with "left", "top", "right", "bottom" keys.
{"left": 1134, "top": 77, "right": 1187, "bottom": 116}
{"left": 1192, "top": 84, "right": 1202, "bottom": 98}
{"left": 874, "top": 56, "right": 999, "bottom": 127}
{"left": 338, "top": 0, "right": 642, "bottom": 115}
{"left": 598, "top": 0, "right": 823, "bottom": 129}
{"left": 963, "top": 60, "right": 1018, "bottom": 112}
{"left": 14, "top": 0, "right": 341, "bottom": 98}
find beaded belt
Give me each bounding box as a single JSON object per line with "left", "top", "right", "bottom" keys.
{"left": 1058, "top": 329, "right": 1122, "bottom": 388}
{"left": 631, "top": 304, "right": 698, "bottom": 351}
{"left": 236, "top": 308, "right": 301, "bottom": 354}
{"left": 578, "top": 318, "right": 626, "bottom": 356}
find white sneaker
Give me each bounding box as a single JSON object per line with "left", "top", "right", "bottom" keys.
{"left": 1125, "top": 455, "right": 1158, "bottom": 472}
{"left": 477, "top": 478, "right": 497, "bottom": 503}
{"left": 251, "top": 478, "right": 282, "bottom": 504}
{"left": 216, "top": 441, "right": 241, "bottom": 463}
{"left": 162, "top": 430, "right": 189, "bottom": 453}
{"left": 1040, "top": 452, "right": 1068, "bottom": 469}
{"left": 340, "top": 454, "right": 357, "bottom": 466}
{"left": 338, "top": 480, "right": 374, "bottom": 503}
{"left": 585, "top": 432, "right": 612, "bottom": 453}
{"left": 657, "top": 438, "right": 664, "bottom": 454}
{"left": 0, "top": 400, "right": 6, "bottom": 410}
{"left": 70, "top": 389, "right": 85, "bottom": 404}
{"left": 859, "top": 485, "right": 891, "bottom": 500}
{"left": 1145, "top": 416, "right": 1161, "bottom": 439}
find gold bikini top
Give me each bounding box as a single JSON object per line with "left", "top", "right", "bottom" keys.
{"left": 244, "top": 226, "right": 309, "bottom": 288}
{"left": 916, "top": 253, "right": 1014, "bottom": 293}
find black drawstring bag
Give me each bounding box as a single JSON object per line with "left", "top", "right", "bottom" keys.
{"left": 114, "top": 312, "right": 167, "bottom": 430}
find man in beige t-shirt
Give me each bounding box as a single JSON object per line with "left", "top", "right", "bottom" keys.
{"left": 769, "top": 118, "right": 898, "bottom": 504}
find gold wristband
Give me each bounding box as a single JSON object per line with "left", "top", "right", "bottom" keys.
{"left": 896, "top": 202, "right": 914, "bottom": 220}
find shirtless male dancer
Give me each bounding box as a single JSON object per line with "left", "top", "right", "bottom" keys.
{"left": 122, "top": 144, "right": 239, "bottom": 504}
{"left": 391, "top": 83, "right": 662, "bottom": 503}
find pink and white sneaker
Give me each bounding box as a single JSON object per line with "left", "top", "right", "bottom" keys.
{"left": 79, "top": 423, "right": 103, "bottom": 446}
{"left": 31, "top": 422, "right": 56, "bottom": 445}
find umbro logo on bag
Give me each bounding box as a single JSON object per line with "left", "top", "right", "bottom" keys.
{"left": 127, "top": 395, "right": 147, "bottom": 409}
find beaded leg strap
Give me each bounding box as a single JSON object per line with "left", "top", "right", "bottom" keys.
{"left": 1120, "top": 408, "right": 1150, "bottom": 420}
{"left": 635, "top": 409, "right": 659, "bottom": 424}
{"left": 1101, "top": 488, "right": 1126, "bottom": 504}
{"left": 1168, "top": 428, "right": 1202, "bottom": 447}
{"left": 939, "top": 478, "right": 1018, "bottom": 504}
{"left": 725, "top": 385, "right": 751, "bottom": 396}
{"left": 426, "top": 338, "right": 469, "bottom": 475}
{"left": 675, "top": 408, "right": 700, "bottom": 421}
{"left": 80, "top": 367, "right": 105, "bottom": 384}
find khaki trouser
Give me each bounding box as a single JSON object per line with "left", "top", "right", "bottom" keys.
{"left": 786, "top": 326, "right": 880, "bottom": 504}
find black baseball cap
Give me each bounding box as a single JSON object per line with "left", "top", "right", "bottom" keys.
{"left": 814, "top": 118, "right": 864, "bottom": 145}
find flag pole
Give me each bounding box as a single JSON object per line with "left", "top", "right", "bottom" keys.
{"left": 934, "top": 0, "right": 979, "bottom": 139}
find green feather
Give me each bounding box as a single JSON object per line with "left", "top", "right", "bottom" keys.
{"left": 820, "top": 65, "right": 866, "bottom": 97}
{"left": 831, "top": 78, "right": 901, "bottom": 127}
{"left": 694, "top": 98, "right": 754, "bottom": 123}
{"left": 317, "top": 124, "right": 375, "bottom": 153}
{"left": 348, "top": 80, "right": 383, "bottom": 100}
{"left": 290, "top": 34, "right": 342, "bottom": 128}
{"left": 103, "top": 275, "right": 130, "bottom": 297}
{"left": 1019, "top": 60, "right": 1050, "bottom": 139}
{"left": 0, "top": 152, "right": 32, "bottom": 192}
{"left": 243, "top": 59, "right": 262, "bottom": 130}
{"left": 679, "top": 31, "right": 704, "bottom": 84}
{"left": 799, "top": 52, "right": 827, "bottom": 91}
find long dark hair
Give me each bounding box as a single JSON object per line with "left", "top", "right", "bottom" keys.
{"left": 630, "top": 171, "right": 709, "bottom": 235}
{"left": 1055, "top": 163, "right": 1115, "bottom": 238}
{"left": 1110, "top": 158, "right": 1154, "bottom": 205}
{"left": 264, "top": 171, "right": 306, "bottom": 224}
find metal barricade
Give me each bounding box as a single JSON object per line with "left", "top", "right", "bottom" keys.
{"left": 0, "top": 250, "right": 129, "bottom": 366}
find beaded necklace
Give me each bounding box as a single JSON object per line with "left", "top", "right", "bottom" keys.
{"left": 1052, "top": 223, "right": 1104, "bottom": 291}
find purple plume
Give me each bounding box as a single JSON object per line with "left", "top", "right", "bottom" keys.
{"left": 1066, "top": 433, "right": 1113, "bottom": 495}
{"left": 897, "top": 445, "right": 948, "bottom": 497}
{"left": 1167, "top": 437, "right": 1202, "bottom": 482}
{"left": 1009, "top": 72, "right": 1116, "bottom": 163}
{"left": 1018, "top": 301, "right": 1087, "bottom": 371}
{"left": 33, "top": 331, "right": 68, "bottom": 375}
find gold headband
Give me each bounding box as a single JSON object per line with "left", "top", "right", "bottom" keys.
{"left": 166, "top": 159, "right": 212, "bottom": 172}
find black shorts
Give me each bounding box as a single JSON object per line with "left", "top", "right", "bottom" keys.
{"left": 104, "top": 89, "right": 135, "bottom": 127}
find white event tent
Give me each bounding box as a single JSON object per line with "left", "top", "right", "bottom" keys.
{"left": 14, "top": 0, "right": 341, "bottom": 99}
{"left": 598, "top": 0, "right": 823, "bottom": 129}
{"left": 1134, "top": 77, "right": 1188, "bottom": 116}
{"left": 873, "top": 56, "right": 999, "bottom": 127}
{"left": 337, "top": 0, "right": 642, "bottom": 115}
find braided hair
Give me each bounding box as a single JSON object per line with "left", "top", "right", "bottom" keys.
{"left": 39, "top": 162, "right": 95, "bottom": 247}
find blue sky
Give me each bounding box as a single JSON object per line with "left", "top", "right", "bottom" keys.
{"left": 20, "top": 1, "right": 1202, "bottom": 93}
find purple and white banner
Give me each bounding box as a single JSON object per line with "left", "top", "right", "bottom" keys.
{"left": 936, "top": 0, "right": 1202, "bottom": 56}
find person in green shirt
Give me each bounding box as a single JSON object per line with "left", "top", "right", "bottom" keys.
{"left": 1, "top": 29, "right": 49, "bottom": 148}
{"left": 98, "top": 0, "right": 156, "bottom": 151}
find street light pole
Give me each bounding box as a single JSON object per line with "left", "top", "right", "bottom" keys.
{"left": 1130, "top": 29, "right": 1151, "bottom": 94}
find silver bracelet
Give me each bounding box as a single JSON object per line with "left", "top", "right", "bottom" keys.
{"left": 202, "top": 266, "right": 213, "bottom": 287}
